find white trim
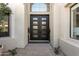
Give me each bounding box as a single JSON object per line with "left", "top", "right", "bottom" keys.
{"left": 65, "top": 3, "right": 76, "bottom": 7}
{"left": 29, "top": 12, "right": 50, "bottom": 15}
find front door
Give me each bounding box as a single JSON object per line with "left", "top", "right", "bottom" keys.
{"left": 30, "top": 15, "right": 49, "bottom": 42}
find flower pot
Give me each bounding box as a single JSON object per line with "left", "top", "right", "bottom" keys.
{"left": 0, "top": 45, "right": 3, "bottom": 56}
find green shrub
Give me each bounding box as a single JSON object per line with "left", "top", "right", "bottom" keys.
{"left": 0, "top": 3, "right": 12, "bottom": 20}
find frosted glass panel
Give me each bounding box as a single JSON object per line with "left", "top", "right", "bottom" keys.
{"left": 33, "top": 18, "right": 38, "bottom": 20}
{"left": 42, "top": 35, "right": 46, "bottom": 37}
{"left": 42, "top": 18, "right": 46, "bottom": 20}
{"left": 33, "top": 22, "right": 38, "bottom": 24}
{"left": 42, "top": 26, "right": 46, "bottom": 29}
{"left": 42, "top": 22, "right": 46, "bottom": 24}
{"left": 42, "top": 31, "right": 46, "bottom": 34}
{"left": 32, "top": 3, "right": 47, "bottom": 12}
{"left": 33, "top": 30, "right": 38, "bottom": 33}
{"left": 33, "top": 35, "right": 38, "bottom": 38}
{"left": 33, "top": 26, "right": 38, "bottom": 29}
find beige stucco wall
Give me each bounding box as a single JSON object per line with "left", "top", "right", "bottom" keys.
{"left": 52, "top": 4, "right": 61, "bottom": 47}
{"left": 0, "top": 3, "right": 28, "bottom": 51}
{"left": 58, "top": 3, "right": 79, "bottom": 56}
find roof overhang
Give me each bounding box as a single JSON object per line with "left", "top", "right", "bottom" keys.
{"left": 65, "top": 3, "right": 77, "bottom": 8}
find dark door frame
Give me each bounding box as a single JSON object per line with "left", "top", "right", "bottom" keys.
{"left": 28, "top": 14, "right": 50, "bottom": 43}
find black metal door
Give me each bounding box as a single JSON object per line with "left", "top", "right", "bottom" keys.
{"left": 30, "top": 15, "right": 49, "bottom": 40}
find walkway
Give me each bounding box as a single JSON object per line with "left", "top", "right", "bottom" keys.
{"left": 16, "top": 43, "right": 63, "bottom": 56}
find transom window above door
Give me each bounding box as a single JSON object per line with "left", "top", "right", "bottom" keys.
{"left": 30, "top": 3, "right": 50, "bottom": 12}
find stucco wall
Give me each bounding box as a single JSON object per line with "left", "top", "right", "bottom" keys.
{"left": 51, "top": 4, "right": 61, "bottom": 47}
{"left": 0, "top": 3, "right": 28, "bottom": 51}
{"left": 59, "top": 3, "right": 79, "bottom": 56}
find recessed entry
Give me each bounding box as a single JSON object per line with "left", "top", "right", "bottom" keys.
{"left": 30, "top": 15, "right": 49, "bottom": 42}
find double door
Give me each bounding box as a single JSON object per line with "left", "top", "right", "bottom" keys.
{"left": 30, "top": 15, "right": 49, "bottom": 41}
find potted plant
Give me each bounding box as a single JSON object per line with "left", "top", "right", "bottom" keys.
{"left": 2, "top": 48, "right": 17, "bottom": 56}
{"left": 8, "top": 48, "right": 17, "bottom": 56}
{"left": 0, "top": 45, "right": 3, "bottom": 56}
{"left": 54, "top": 46, "right": 60, "bottom": 55}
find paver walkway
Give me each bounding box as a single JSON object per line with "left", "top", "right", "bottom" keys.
{"left": 16, "top": 43, "right": 63, "bottom": 56}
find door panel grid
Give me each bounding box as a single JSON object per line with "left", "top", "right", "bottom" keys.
{"left": 30, "top": 15, "right": 49, "bottom": 40}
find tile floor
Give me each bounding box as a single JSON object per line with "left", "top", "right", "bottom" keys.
{"left": 16, "top": 43, "right": 63, "bottom": 56}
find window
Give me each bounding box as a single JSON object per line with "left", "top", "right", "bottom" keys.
{"left": 70, "top": 4, "right": 79, "bottom": 39}
{"left": 30, "top": 3, "right": 50, "bottom": 12}
{"left": 0, "top": 15, "right": 9, "bottom": 37}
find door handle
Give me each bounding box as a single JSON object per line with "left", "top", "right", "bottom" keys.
{"left": 39, "top": 31, "right": 41, "bottom": 33}
{"left": 48, "top": 28, "right": 50, "bottom": 33}
{"left": 28, "top": 28, "right": 30, "bottom": 33}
